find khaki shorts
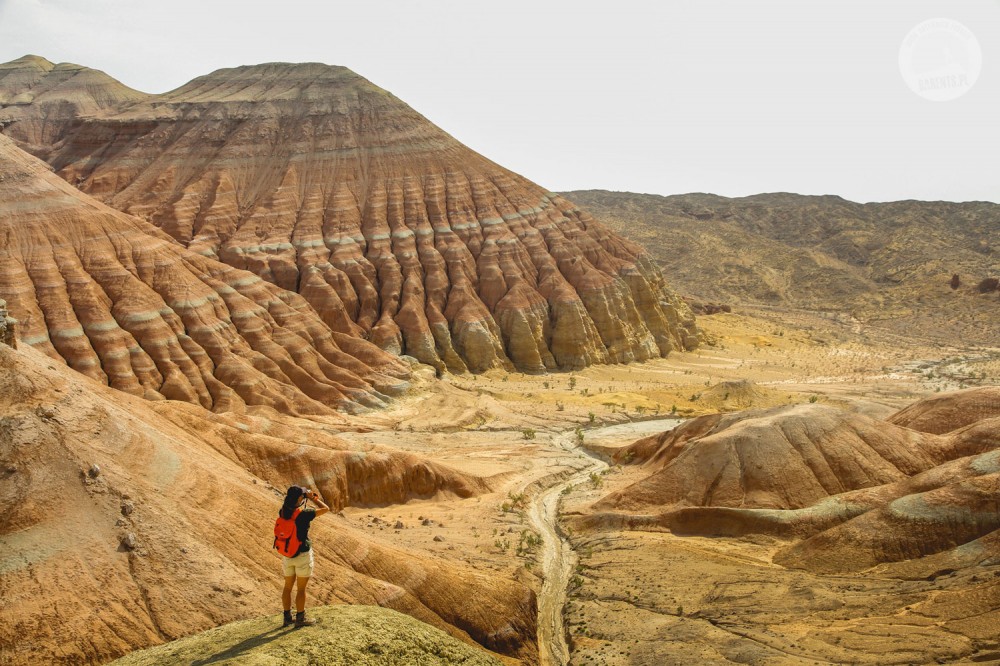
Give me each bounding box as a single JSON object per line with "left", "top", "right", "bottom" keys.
{"left": 282, "top": 549, "right": 314, "bottom": 578}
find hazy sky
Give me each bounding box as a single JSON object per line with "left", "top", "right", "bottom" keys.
{"left": 1, "top": 0, "right": 997, "bottom": 203}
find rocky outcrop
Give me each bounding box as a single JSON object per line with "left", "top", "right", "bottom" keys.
{"left": 0, "top": 134, "right": 409, "bottom": 414}
{"left": 774, "top": 450, "right": 1000, "bottom": 573}
{"left": 0, "top": 342, "right": 535, "bottom": 665}
{"left": 151, "top": 400, "right": 491, "bottom": 510}
{"left": 108, "top": 606, "right": 503, "bottom": 666}
{"left": 0, "top": 299, "right": 15, "bottom": 348}
{"left": 0, "top": 58, "right": 697, "bottom": 374}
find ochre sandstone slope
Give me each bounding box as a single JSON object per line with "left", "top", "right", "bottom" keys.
{"left": 596, "top": 404, "right": 955, "bottom": 512}
{"left": 0, "top": 57, "right": 697, "bottom": 374}
{"left": 0, "top": 134, "right": 409, "bottom": 414}
{"left": 587, "top": 392, "right": 1000, "bottom": 573}
{"left": 888, "top": 385, "right": 1000, "bottom": 435}
{"left": 0, "top": 342, "right": 535, "bottom": 665}
{"left": 773, "top": 432, "right": 1000, "bottom": 573}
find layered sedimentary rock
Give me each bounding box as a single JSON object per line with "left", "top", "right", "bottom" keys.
{"left": 0, "top": 57, "right": 697, "bottom": 373}
{"left": 0, "top": 342, "right": 535, "bottom": 665}
{"left": 153, "top": 400, "right": 491, "bottom": 510}
{"left": 774, "top": 437, "right": 1000, "bottom": 573}
{"left": 0, "top": 55, "right": 148, "bottom": 153}
{"left": 590, "top": 393, "right": 1000, "bottom": 572}
{"left": 597, "top": 404, "right": 955, "bottom": 512}
{"left": 0, "top": 134, "right": 409, "bottom": 414}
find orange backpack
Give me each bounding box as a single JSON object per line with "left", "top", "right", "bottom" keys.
{"left": 273, "top": 508, "right": 302, "bottom": 557}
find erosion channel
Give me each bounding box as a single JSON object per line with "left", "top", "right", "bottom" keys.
{"left": 527, "top": 418, "right": 683, "bottom": 666}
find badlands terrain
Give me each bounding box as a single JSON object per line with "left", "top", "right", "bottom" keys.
{"left": 0, "top": 54, "right": 998, "bottom": 666}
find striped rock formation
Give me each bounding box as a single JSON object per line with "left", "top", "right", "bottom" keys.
{"left": 589, "top": 395, "right": 1000, "bottom": 572}
{"left": 0, "top": 342, "right": 535, "bottom": 665}
{"left": 596, "top": 404, "right": 959, "bottom": 513}
{"left": 0, "top": 134, "right": 408, "bottom": 414}
{"left": 0, "top": 55, "right": 147, "bottom": 153}
{"left": 0, "top": 56, "right": 698, "bottom": 374}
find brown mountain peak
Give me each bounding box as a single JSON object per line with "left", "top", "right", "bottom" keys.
{"left": 2, "top": 60, "right": 699, "bottom": 376}
{"left": 0, "top": 55, "right": 148, "bottom": 151}
{"left": 156, "top": 60, "right": 384, "bottom": 104}
{"left": 0, "top": 54, "right": 56, "bottom": 71}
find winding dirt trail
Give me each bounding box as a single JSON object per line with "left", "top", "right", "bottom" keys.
{"left": 528, "top": 436, "right": 605, "bottom": 666}
{"left": 527, "top": 418, "right": 682, "bottom": 665}
{"left": 528, "top": 432, "right": 608, "bottom": 666}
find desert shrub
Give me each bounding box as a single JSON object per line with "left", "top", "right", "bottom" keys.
{"left": 977, "top": 277, "right": 999, "bottom": 293}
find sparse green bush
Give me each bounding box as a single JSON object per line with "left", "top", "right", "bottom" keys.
{"left": 507, "top": 492, "right": 526, "bottom": 509}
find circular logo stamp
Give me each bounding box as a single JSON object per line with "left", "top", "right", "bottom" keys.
{"left": 899, "top": 18, "right": 982, "bottom": 101}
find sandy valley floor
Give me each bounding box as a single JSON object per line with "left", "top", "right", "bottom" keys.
{"left": 322, "top": 308, "right": 999, "bottom": 665}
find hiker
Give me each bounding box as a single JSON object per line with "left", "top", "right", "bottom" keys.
{"left": 274, "top": 485, "right": 330, "bottom": 627}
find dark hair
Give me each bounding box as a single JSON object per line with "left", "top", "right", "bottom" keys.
{"left": 280, "top": 486, "right": 306, "bottom": 519}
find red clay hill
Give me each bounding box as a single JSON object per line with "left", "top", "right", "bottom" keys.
{"left": 0, "top": 133, "right": 409, "bottom": 414}
{"left": 0, "top": 55, "right": 698, "bottom": 375}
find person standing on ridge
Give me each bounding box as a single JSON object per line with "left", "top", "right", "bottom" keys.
{"left": 274, "top": 485, "right": 329, "bottom": 627}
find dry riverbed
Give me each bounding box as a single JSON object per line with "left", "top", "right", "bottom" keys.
{"left": 331, "top": 310, "right": 997, "bottom": 664}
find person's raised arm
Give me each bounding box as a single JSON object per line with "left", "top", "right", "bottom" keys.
{"left": 307, "top": 490, "right": 330, "bottom": 517}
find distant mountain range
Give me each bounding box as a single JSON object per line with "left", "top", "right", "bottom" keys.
{"left": 565, "top": 190, "right": 998, "bottom": 344}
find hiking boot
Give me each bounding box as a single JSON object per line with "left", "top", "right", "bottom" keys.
{"left": 282, "top": 610, "right": 294, "bottom": 627}
{"left": 295, "top": 611, "right": 317, "bottom": 628}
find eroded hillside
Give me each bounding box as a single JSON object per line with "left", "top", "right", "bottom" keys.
{"left": 0, "top": 134, "right": 408, "bottom": 414}
{"left": 0, "top": 342, "right": 535, "bottom": 665}
{"left": 0, "top": 56, "right": 698, "bottom": 375}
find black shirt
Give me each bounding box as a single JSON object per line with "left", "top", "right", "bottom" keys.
{"left": 290, "top": 508, "right": 316, "bottom": 556}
